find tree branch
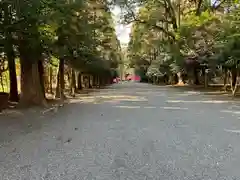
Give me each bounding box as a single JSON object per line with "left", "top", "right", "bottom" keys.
{"left": 123, "top": 1, "right": 176, "bottom": 40}
{"left": 138, "top": 19, "right": 176, "bottom": 40}
{"left": 164, "top": 0, "right": 178, "bottom": 30}
{"left": 195, "top": 0, "right": 203, "bottom": 15}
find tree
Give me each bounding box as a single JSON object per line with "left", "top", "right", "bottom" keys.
{"left": 2, "top": 2, "right": 19, "bottom": 102}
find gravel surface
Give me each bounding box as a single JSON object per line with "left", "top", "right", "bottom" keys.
{"left": 1, "top": 82, "right": 240, "bottom": 179}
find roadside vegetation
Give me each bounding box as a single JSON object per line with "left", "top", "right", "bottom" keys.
{"left": 0, "top": 0, "right": 122, "bottom": 110}
{"left": 2, "top": 0, "right": 240, "bottom": 111}
{"left": 119, "top": 0, "right": 240, "bottom": 96}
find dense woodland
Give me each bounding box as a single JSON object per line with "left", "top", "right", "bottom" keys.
{"left": 0, "top": 0, "right": 122, "bottom": 108}
{"left": 120, "top": 0, "right": 240, "bottom": 95}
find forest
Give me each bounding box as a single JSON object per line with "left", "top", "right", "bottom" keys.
{"left": 123, "top": 0, "right": 240, "bottom": 96}
{"left": 0, "top": 0, "right": 122, "bottom": 109}
{"left": 1, "top": 0, "right": 240, "bottom": 110}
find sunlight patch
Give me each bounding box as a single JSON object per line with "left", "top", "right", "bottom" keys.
{"left": 224, "top": 129, "right": 240, "bottom": 133}
{"left": 113, "top": 105, "right": 141, "bottom": 109}
{"left": 221, "top": 110, "right": 240, "bottom": 114}
{"left": 167, "top": 100, "right": 232, "bottom": 104}
{"left": 228, "top": 105, "right": 240, "bottom": 109}
{"left": 175, "top": 94, "right": 190, "bottom": 96}
{"left": 185, "top": 91, "right": 201, "bottom": 95}
{"left": 144, "top": 106, "right": 157, "bottom": 109}
{"left": 112, "top": 106, "right": 188, "bottom": 110}
{"left": 160, "top": 107, "right": 188, "bottom": 110}
{"left": 70, "top": 98, "right": 96, "bottom": 103}
{"left": 70, "top": 95, "right": 147, "bottom": 104}
{"left": 95, "top": 95, "right": 146, "bottom": 100}
{"left": 0, "top": 109, "right": 24, "bottom": 117}
{"left": 136, "top": 91, "right": 159, "bottom": 95}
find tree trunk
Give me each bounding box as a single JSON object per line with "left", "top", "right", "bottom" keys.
{"left": 89, "top": 75, "right": 93, "bottom": 88}
{"left": 177, "top": 72, "right": 184, "bottom": 85}
{"left": 77, "top": 73, "right": 82, "bottom": 90}
{"left": 19, "top": 59, "right": 47, "bottom": 107}
{"left": 70, "top": 68, "right": 76, "bottom": 97}
{"left": 6, "top": 46, "right": 18, "bottom": 102}
{"left": 44, "top": 66, "right": 49, "bottom": 93}
{"left": 193, "top": 68, "right": 200, "bottom": 85}
{"left": 232, "top": 78, "right": 239, "bottom": 96}
{"left": 83, "top": 75, "right": 89, "bottom": 88}
{"left": 92, "top": 75, "right": 96, "bottom": 87}
{"left": 223, "top": 68, "right": 228, "bottom": 91}
{"left": 230, "top": 68, "right": 238, "bottom": 96}
{"left": 93, "top": 75, "right": 98, "bottom": 87}
{"left": 56, "top": 58, "right": 65, "bottom": 99}
{"left": 231, "top": 69, "right": 237, "bottom": 87}
{"left": 49, "top": 66, "right": 53, "bottom": 94}
{"left": 4, "top": 3, "right": 18, "bottom": 102}
{"left": 96, "top": 75, "right": 100, "bottom": 88}
{"left": 99, "top": 76, "right": 103, "bottom": 87}
{"left": 0, "top": 73, "right": 4, "bottom": 92}
{"left": 38, "top": 60, "right": 45, "bottom": 99}
{"left": 163, "top": 74, "right": 168, "bottom": 84}
{"left": 204, "top": 70, "right": 208, "bottom": 88}
{"left": 67, "top": 70, "right": 71, "bottom": 88}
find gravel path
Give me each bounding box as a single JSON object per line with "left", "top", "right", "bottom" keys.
{"left": 1, "top": 82, "right": 240, "bottom": 179}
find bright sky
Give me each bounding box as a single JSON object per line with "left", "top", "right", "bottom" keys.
{"left": 112, "top": 6, "right": 131, "bottom": 46}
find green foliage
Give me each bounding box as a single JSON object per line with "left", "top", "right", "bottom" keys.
{"left": 1, "top": 0, "right": 122, "bottom": 76}
{"left": 126, "top": 0, "right": 240, "bottom": 80}
{"left": 212, "top": 8, "right": 240, "bottom": 68}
